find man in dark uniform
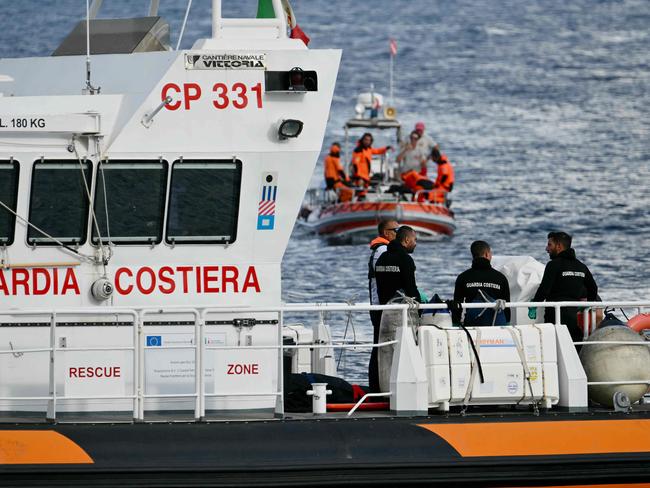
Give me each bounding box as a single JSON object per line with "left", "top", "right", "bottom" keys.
{"left": 454, "top": 240, "right": 511, "bottom": 326}
{"left": 374, "top": 226, "right": 421, "bottom": 306}
{"left": 373, "top": 226, "right": 422, "bottom": 393}
{"left": 367, "top": 219, "right": 399, "bottom": 393}
{"left": 530, "top": 231, "right": 599, "bottom": 342}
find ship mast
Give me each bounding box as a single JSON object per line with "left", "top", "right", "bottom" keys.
{"left": 211, "top": 0, "right": 287, "bottom": 39}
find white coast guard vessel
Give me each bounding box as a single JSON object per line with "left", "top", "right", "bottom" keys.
{"left": 0, "top": 0, "right": 340, "bottom": 416}
{"left": 1, "top": 2, "right": 650, "bottom": 486}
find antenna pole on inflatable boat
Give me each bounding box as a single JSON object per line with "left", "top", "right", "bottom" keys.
{"left": 389, "top": 53, "right": 394, "bottom": 104}
{"left": 389, "top": 38, "right": 397, "bottom": 106}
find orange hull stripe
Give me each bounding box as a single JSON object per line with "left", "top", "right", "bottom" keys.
{"left": 0, "top": 430, "right": 93, "bottom": 465}
{"left": 418, "top": 420, "right": 650, "bottom": 457}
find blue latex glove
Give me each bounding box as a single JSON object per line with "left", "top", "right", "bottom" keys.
{"left": 528, "top": 307, "right": 537, "bottom": 320}
{"left": 419, "top": 291, "right": 428, "bottom": 303}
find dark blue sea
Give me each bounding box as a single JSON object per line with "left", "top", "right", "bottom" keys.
{"left": 1, "top": 0, "right": 648, "bottom": 377}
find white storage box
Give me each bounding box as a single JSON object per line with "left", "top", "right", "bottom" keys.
{"left": 418, "top": 324, "right": 560, "bottom": 410}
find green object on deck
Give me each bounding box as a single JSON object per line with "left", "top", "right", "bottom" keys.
{"left": 256, "top": 0, "right": 276, "bottom": 18}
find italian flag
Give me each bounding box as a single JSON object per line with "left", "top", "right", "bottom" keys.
{"left": 257, "top": 0, "right": 310, "bottom": 45}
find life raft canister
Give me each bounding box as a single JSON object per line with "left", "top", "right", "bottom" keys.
{"left": 627, "top": 313, "right": 650, "bottom": 333}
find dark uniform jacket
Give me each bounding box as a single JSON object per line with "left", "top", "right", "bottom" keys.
{"left": 533, "top": 248, "right": 598, "bottom": 303}
{"left": 532, "top": 248, "right": 598, "bottom": 340}
{"left": 374, "top": 240, "right": 420, "bottom": 305}
{"left": 453, "top": 257, "right": 511, "bottom": 323}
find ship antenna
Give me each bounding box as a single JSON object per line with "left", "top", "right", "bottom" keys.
{"left": 176, "top": 0, "right": 194, "bottom": 51}
{"left": 84, "top": 0, "right": 101, "bottom": 95}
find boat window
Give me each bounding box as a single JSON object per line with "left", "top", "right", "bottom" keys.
{"left": 0, "top": 160, "right": 19, "bottom": 246}
{"left": 93, "top": 161, "right": 168, "bottom": 245}
{"left": 166, "top": 160, "right": 242, "bottom": 244}
{"left": 27, "top": 160, "right": 92, "bottom": 246}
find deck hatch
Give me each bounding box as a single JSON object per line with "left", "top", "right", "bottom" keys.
{"left": 166, "top": 160, "right": 242, "bottom": 245}
{"left": 92, "top": 160, "right": 168, "bottom": 245}
{"left": 0, "top": 160, "right": 19, "bottom": 246}
{"left": 27, "top": 160, "right": 92, "bottom": 246}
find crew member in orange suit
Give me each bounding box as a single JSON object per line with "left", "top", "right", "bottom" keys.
{"left": 432, "top": 147, "right": 455, "bottom": 192}
{"left": 323, "top": 142, "right": 353, "bottom": 202}
{"left": 351, "top": 133, "right": 391, "bottom": 198}
{"left": 399, "top": 170, "right": 431, "bottom": 200}
{"left": 430, "top": 147, "right": 455, "bottom": 204}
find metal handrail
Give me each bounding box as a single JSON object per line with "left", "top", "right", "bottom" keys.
{"left": 0, "top": 309, "right": 139, "bottom": 421}
{"left": 347, "top": 392, "right": 391, "bottom": 417}
{"left": 2, "top": 300, "right": 646, "bottom": 315}
{"left": 1, "top": 300, "right": 649, "bottom": 422}
{"left": 204, "top": 340, "right": 397, "bottom": 351}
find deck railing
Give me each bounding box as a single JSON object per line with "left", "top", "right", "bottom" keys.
{"left": 303, "top": 187, "right": 449, "bottom": 208}
{"left": 211, "top": 0, "right": 288, "bottom": 40}
{"left": 0, "top": 300, "right": 649, "bottom": 422}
